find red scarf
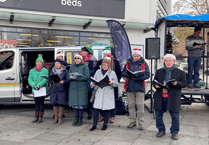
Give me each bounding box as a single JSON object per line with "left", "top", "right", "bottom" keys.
{"left": 35, "top": 66, "right": 43, "bottom": 72}
{"left": 124, "top": 61, "right": 146, "bottom": 90}
{"left": 83, "top": 55, "right": 92, "bottom": 64}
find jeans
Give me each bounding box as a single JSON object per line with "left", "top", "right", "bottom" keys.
{"left": 34, "top": 96, "right": 45, "bottom": 112}
{"left": 155, "top": 98, "right": 179, "bottom": 134}
{"left": 187, "top": 57, "right": 201, "bottom": 85}
{"left": 74, "top": 109, "right": 84, "bottom": 117}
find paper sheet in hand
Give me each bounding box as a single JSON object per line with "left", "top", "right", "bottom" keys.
{"left": 154, "top": 79, "right": 176, "bottom": 90}
{"left": 91, "top": 75, "right": 110, "bottom": 89}
{"left": 126, "top": 69, "right": 145, "bottom": 77}
{"left": 34, "top": 87, "right": 46, "bottom": 97}
{"left": 69, "top": 72, "right": 83, "bottom": 77}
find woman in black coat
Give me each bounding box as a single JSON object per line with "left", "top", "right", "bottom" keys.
{"left": 153, "top": 54, "right": 187, "bottom": 140}
{"left": 50, "top": 59, "right": 69, "bottom": 125}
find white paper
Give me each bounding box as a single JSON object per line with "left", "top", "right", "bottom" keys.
{"left": 34, "top": 87, "right": 46, "bottom": 97}
{"left": 69, "top": 72, "right": 83, "bottom": 77}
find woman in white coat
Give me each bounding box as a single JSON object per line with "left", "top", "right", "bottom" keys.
{"left": 90, "top": 55, "right": 119, "bottom": 131}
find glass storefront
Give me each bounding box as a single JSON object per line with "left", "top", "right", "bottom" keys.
{"left": 0, "top": 26, "right": 112, "bottom": 49}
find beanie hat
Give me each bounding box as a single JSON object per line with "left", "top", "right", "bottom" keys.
{"left": 74, "top": 53, "right": 83, "bottom": 60}
{"left": 36, "top": 54, "right": 43, "bottom": 63}
{"left": 101, "top": 54, "right": 111, "bottom": 71}
{"left": 81, "top": 44, "right": 92, "bottom": 54}
{"left": 54, "top": 58, "right": 62, "bottom": 64}
{"left": 132, "top": 48, "right": 142, "bottom": 56}
{"left": 103, "top": 46, "right": 112, "bottom": 54}
{"left": 57, "top": 51, "right": 63, "bottom": 57}
{"left": 164, "top": 54, "right": 176, "bottom": 61}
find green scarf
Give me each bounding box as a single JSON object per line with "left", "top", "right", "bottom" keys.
{"left": 164, "top": 64, "right": 176, "bottom": 81}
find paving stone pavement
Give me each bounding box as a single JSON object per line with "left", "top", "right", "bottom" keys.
{"left": 0, "top": 103, "right": 209, "bottom": 145}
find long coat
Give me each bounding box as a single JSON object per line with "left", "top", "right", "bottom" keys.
{"left": 67, "top": 62, "right": 90, "bottom": 106}
{"left": 28, "top": 67, "right": 48, "bottom": 93}
{"left": 92, "top": 69, "right": 119, "bottom": 110}
{"left": 49, "top": 66, "right": 69, "bottom": 104}
{"left": 153, "top": 68, "right": 188, "bottom": 112}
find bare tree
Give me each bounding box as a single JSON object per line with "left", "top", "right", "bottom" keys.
{"left": 173, "top": 0, "right": 209, "bottom": 15}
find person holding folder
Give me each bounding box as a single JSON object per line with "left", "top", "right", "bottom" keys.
{"left": 67, "top": 53, "right": 90, "bottom": 127}
{"left": 122, "top": 48, "right": 150, "bottom": 130}
{"left": 153, "top": 54, "right": 187, "bottom": 140}
{"left": 50, "top": 59, "right": 69, "bottom": 125}
{"left": 28, "top": 54, "right": 48, "bottom": 123}
{"left": 89, "top": 56, "right": 119, "bottom": 131}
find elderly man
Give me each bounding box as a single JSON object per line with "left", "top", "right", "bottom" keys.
{"left": 186, "top": 26, "right": 204, "bottom": 89}
{"left": 122, "top": 48, "right": 150, "bottom": 130}
{"left": 94, "top": 46, "right": 121, "bottom": 123}
{"left": 153, "top": 54, "right": 187, "bottom": 140}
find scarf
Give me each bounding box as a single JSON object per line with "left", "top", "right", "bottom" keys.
{"left": 162, "top": 64, "right": 176, "bottom": 98}
{"left": 83, "top": 55, "right": 92, "bottom": 64}
{"left": 101, "top": 69, "right": 108, "bottom": 76}
{"left": 124, "top": 60, "right": 146, "bottom": 90}
{"left": 35, "top": 66, "right": 43, "bottom": 72}
{"left": 54, "top": 67, "right": 64, "bottom": 77}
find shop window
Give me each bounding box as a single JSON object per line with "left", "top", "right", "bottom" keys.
{"left": 32, "top": 29, "right": 79, "bottom": 36}
{"left": 80, "top": 37, "right": 111, "bottom": 46}
{"left": 80, "top": 32, "right": 111, "bottom": 38}
{"left": 32, "top": 34, "right": 79, "bottom": 47}
{"left": 0, "top": 51, "right": 14, "bottom": 70}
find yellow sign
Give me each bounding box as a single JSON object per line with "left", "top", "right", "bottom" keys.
{"left": 66, "top": 52, "right": 72, "bottom": 64}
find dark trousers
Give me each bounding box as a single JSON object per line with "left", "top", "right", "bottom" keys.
{"left": 155, "top": 98, "right": 179, "bottom": 135}
{"left": 187, "top": 57, "right": 201, "bottom": 85}
{"left": 87, "top": 91, "right": 93, "bottom": 117}
{"left": 100, "top": 87, "right": 118, "bottom": 118}
{"left": 34, "top": 96, "right": 45, "bottom": 113}
{"left": 74, "top": 109, "right": 84, "bottom": 117}
{"left": 93, "top": 109, "right": 110, "bottom": 127}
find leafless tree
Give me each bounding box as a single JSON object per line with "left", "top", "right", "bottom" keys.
{"left": 173, "top": 0, "right": 209, "bottom": 15}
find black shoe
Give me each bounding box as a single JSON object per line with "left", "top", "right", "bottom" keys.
{"left": 89, "top": 126, "right": 97, "bottom": 131}
{"left": 101, "top": 125, "right": 107, "bottom": 131}
{"left": 156, "top": 130, "right": 165, "bottom": 137}
{"left": 188, "top": 84, "right": 193, "bottom": 89}
{"left": 87, "top": 116, "right": 92, "bottom": 120}
{"left": 77, "top": 117, "right": 83, "bottom": 127}
{"left": 172, "top": 134, "right": 178, "bottom": 140}
{"left": 194, "top": 84, "right": 201, "bottom": 88}
{"left": 72, "top": 117, "right": 79, "bottom": 126}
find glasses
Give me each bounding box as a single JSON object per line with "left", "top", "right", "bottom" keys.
{"left": 74, "top": 58, "right": 80, "bottom": 60}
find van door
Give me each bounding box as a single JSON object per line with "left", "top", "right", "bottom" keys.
{"left": 0, "top": 49, "right": 18, "bottom": 102}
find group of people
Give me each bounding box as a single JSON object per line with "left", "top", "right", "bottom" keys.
{"left": 28, "top": 38, "right": 199, "bottom": 140}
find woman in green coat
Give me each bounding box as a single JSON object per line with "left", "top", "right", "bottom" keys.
{"left": 67, "top": 53, "right": 90, "bottom": 127}
{"left": 28, "top": 54, "right": 48, "bottom": 123}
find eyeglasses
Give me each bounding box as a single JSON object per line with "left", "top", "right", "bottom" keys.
{"left": 74, "top": 58, "right": 80, "bottom": 60}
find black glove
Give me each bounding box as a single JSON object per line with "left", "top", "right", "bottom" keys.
{"left": 34, "top": 85, "right": 40, "bottom": 90}
{"left": 124, "top": 72, "right": 130, "bottom": 78}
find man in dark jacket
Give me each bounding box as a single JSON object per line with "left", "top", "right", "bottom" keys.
{"left": 122, "top": 48, "right": 150, "bottom": 130}
{"left": 186, "top": 26, "right": 204, "bottom": 89}
{"left": 153, "top": 54, "right": 187, "bottom": 140}
{"left": 94, "top": 46, "right": 121, "bottom": 123}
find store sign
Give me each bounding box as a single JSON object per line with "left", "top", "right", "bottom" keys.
{"left": 0, "top": 0, "right": 125, "bottom": 18}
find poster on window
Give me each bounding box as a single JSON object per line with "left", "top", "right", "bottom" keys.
{"left": 131, "top": 45, "right": 144, "bottom": 58}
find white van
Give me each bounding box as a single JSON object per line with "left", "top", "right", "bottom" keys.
{"left": 0, "top": 46, "right": 106, "bottom": 103}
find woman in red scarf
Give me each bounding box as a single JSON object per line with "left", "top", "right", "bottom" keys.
{"left": 28, "top": 54, "right": 48, "bottom": 123}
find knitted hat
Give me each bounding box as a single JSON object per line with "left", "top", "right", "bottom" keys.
{"left": 54, "top": 58, "right": 62, "bottom": 64}
{"left": 57, "top": 51, "right": 63, "bottom": 57}
{"left": 74, "top": 53, "right": 83, "bottom": 60}
{"left": 132, "top": 48, "right": 142, "bottom": 56}
{"left": 164, "top": 54, "right": 176, "bottom": 61}
{"left": 36, "top": 54, "right": 43, "bottom": 63}
{"left": 81, "top": 44, "right": 92, "bottom": 54}
{"left": 194, "top": 26, "right": 202, "bottom": 32}
{"left": 103, "top": 46, "right": 112, "bottom": 54}
{"left": 101, "top": 54, "right": 111, "bottom": 71}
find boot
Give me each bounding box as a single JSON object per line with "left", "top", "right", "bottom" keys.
{"left": 31, "top": 112, "right": 39, "bottom": 123}
{"left": 53, "top": 106, "right": 59, "bottom": 124}
{"left": 37, "top": 112, "right": 43, "bottom": 123}
{"left": 58, "top": 107, "right": 64, "bottom": 125}
{"left": 77, "top": 117, "right": 83, "bottom": 127}
{"left": 72, "top": 117, "right": 79, "bottom": 126}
